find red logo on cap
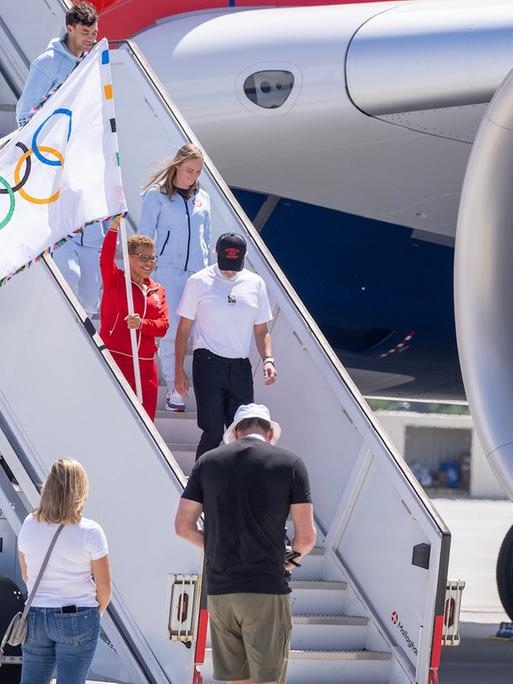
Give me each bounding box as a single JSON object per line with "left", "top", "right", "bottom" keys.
{"left": 224, "top": 247, "right": 240, "bottom": 259}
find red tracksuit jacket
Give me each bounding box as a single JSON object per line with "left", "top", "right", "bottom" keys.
{"left": 99, "top": 228, "right": 169, "bottom": 358}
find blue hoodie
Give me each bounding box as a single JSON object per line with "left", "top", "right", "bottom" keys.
{"left": 16, "top": 35, "right": 80, "bottom": 126}
{"left": 17, "top": 36, "right": 105, "bottom": 247}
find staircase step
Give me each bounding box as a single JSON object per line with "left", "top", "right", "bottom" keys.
{"left": 290, "top": 580, "right": 347, "bottom": 615}
{"left": 289, "top": 648, "right": 390, "bottom": 661}
{"left": 293, "top": 614, "right": 368, "bottom": 626}
{"left": 290, "top": 580, "right": 347, "bottom": 590}
{"left": 287, "top": 648, "right": 392, "bottom": 684}
{"left": 155, "top": 410, "right": 197, "bottom": 420}
{"left": 155, "top": 410, "right": 201, "bottom": 443}
{"left": 202, "top": 648, "right": 391, "bottom": 684}
{"left": 167, "top": 442, "right": 196, "bottom": 452}
{"left": 291, "top": 617, "right": 368, "bottom": 650}
{"left": 288, "top": 547, "right": 326, "bottom": 579}
{"left": 166, "top": 443, "right": 196, "bottom": 476}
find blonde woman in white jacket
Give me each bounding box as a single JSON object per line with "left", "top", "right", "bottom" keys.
{"left": 139, "top": 144, "right": 212, "bottom": 412}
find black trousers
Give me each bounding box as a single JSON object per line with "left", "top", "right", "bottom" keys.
{"left": 193, "top": 348, "right": 254, "bottom": 459}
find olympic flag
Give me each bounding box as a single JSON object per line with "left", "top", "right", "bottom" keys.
{"left": 0, "top": 38, "right": 127, "bottom": 284}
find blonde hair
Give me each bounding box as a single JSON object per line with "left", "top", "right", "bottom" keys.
{"left": 35, "top": 459, "right": 89, "bottom": 525}
{"left": 128, "top": 234, "right": 155, "bottom": 254}
{"left": 143, "top": 144, "right": 204, "bottom": 199}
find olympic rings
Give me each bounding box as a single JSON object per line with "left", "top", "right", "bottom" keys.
{"left": 0, "top": 107, "right": 72, "bottom": 227}
{"left": 14, "top": 146, "right": 64, "bottom": 205}
{"left": 0, "top": 175, "right": 15, "bottom": 230}
{"left": 31, "top": 108, "right": 72, "bottom": 167}
{"left": 0, "top": 142, "right": 31, "bottom": 194}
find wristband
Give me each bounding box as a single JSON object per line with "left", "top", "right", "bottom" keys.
{"left": 263, "top": 356, "right": 275, "bottom": 365}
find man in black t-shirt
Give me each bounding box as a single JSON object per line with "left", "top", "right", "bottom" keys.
{"left": 175, "top": 403, "right": 316, "bottom": 684}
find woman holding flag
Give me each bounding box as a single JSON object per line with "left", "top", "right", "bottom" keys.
{"left": 99, "top": 216, "right": 169, "bottom": 420}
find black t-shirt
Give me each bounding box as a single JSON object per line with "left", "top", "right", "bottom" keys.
{"left": 181, "top": 436, "right": 312, "bottom": 595}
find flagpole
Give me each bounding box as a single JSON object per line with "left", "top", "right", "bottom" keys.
{"left": 119, "top": 217, "right": 143, "bottom": 403}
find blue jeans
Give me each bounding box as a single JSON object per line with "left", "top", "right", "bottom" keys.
{"left": 21, "top": 607, "right": 101, "bottom": 684}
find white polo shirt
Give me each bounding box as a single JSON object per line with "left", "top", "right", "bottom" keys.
{"left": 177, "top": 265, "right": 272, "bottom": 359}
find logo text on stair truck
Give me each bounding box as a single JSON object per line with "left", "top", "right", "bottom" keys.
{"left": 391, "top": 611, "right": 418, "bottom": 656}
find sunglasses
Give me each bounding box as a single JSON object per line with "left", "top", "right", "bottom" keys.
{"left": 133, "top": 254, "right": 157, "bottom": 264}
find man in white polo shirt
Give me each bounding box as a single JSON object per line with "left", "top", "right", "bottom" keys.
{"left": 175, "top": 232, "right": 277, "bottom": 458}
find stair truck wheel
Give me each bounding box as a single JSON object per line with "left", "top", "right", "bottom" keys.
{"left": 497, "top": 525, "right": 513, "bottom": 621}
{"left": 0, "top": 576, "right": 24, "bottom": 683}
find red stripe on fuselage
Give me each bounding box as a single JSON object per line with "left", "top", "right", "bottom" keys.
{"left": 237, "top": 0, "right": 385, "bottom": 4}
{"left": 89, "top": 0, "right": 398, "bottom": 41}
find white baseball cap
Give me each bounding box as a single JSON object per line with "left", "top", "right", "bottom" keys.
{"left": 223, "top": 403, "right": 282, "bottom": 445}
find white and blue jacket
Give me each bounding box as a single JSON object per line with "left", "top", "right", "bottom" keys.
{"left": 16, "top": 35, "right": 81, "bottom": 126}
{"left": 138, "top": 186, "right": 211, "bottom": 272}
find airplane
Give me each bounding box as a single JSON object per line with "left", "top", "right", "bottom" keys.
{"left": 1, "top": 3, "right": 512, "bottom": 681}
{"left": 87, "top": 0, "right": 513, "bottom": 401}
{"left": 87, "top": 0, "right": 513, "bottom": 625}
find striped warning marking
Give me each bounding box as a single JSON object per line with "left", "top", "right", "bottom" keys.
{"left": 379, "top": 331, "right": 416, "bottom": 359}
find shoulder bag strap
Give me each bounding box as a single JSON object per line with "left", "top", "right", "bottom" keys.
{"left": 20, "top": 524, "right": 64, "bottom": 620}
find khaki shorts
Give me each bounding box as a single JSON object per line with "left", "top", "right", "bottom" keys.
{"left": 207, "top": 593, "right": 292, "bottom": 683}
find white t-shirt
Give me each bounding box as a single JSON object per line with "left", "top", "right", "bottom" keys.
{"left": 17, "top": 514, "right": 109, "bottom": 608}
{"left": 177, "top": 265, "right": 273, "bottom": 359}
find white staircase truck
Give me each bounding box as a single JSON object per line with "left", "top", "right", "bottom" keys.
{"left": 0, "top": 2, "right": 461, "bottom": 683}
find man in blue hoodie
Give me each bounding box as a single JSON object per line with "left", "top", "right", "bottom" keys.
{"left": 16, "top": 2, "right": 98, "bottom": 126}
{"left": 17, "top": 2, "right": 106, "bottom": 317}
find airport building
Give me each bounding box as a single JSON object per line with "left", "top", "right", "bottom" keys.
{"left": 376, "top": 411, "right": 506, "bottom": 499}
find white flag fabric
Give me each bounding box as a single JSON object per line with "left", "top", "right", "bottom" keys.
{"left": 0, "top": 38, "right": 127, "bottom": 285}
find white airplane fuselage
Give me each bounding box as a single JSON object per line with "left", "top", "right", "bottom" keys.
{"left": 134, "top": 1, "right": 513, "bottom": 239}
{"left": 127, "top": 0, "right": 513, "bottom": 398}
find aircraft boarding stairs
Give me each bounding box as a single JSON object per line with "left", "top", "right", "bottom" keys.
{"left": 0, "top": 2, "right": 456, "bottom": 683}
{"left": 157, "top": 401, "right": 394, "bottom": 684}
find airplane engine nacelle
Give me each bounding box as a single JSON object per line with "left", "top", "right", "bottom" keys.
{"left": 346, "top": 1, "right": 513, "bottom": 115}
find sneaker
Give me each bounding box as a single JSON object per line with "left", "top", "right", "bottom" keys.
{"left": 165, "top": 389, "right": 185, "bottom": 412}
{"left": 496, "top": 622, "right": 513, "bottom": 639}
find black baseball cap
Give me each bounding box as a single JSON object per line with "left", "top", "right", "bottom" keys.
{"left": 216, "top": 233, "right": 247, "bottom": 271}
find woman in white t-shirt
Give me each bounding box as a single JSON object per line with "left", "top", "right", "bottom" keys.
{"left": 17, "top": 459, "right": 111, "bottom": 684}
